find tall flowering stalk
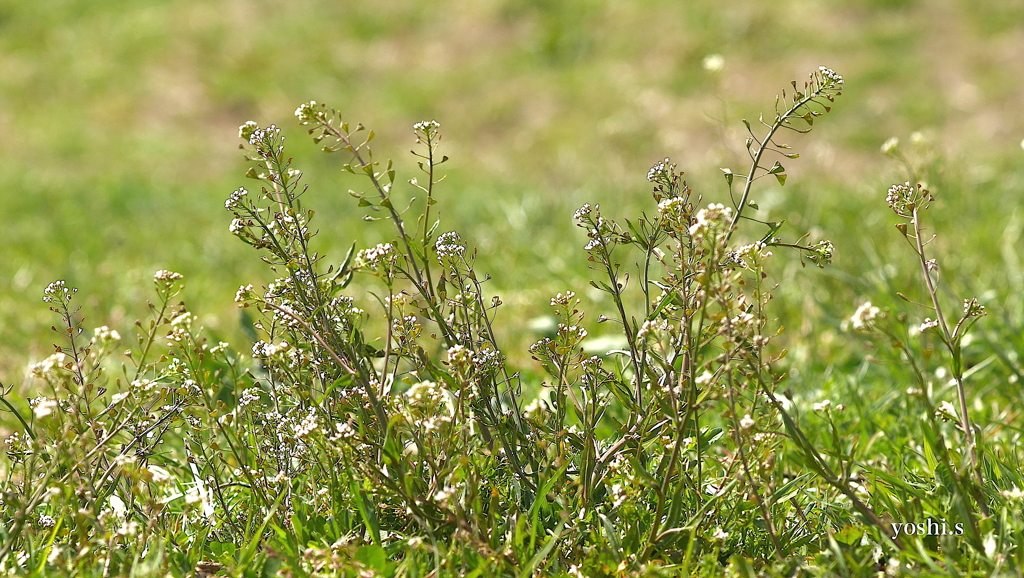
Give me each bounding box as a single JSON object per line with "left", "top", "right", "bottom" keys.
{"left": 886, "top": 181, "right": 986, "bottom": 479}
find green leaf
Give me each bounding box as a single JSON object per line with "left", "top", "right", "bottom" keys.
{"left": 721, "top": 168, "right": 733, "bottom": 186}
{"left": 517, "top": 527, "right": 563, "bottom": 578}
{"left": 209, "top": 541, "right": 237, "bottom": 564}
{"left": 352, "top": 479, "right": 382, "bottom": 546}
{"left": 759, "top": 221, "right": 785, "bottom": 245}
{"left": 355, "top": 545, "right": 388, "bottom": 572}
{"left": 833, "top": 525, "right": 864, "bottom": 545}
{"left": 237, "top": 491, "right": 287, "bottom": 570}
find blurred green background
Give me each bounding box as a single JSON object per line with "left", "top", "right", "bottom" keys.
{"left": 2, "top": 0, "right": 1023, "bottom": 385}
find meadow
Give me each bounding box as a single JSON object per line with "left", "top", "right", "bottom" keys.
{"left": 2, "top": 0, "right": 1024, "bottom": 576}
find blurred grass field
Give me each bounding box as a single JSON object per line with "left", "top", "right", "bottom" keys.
{"left": 2, "top": 0, "right": 1023, "bottom": 385}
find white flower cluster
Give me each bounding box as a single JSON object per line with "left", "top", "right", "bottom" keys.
{"left": 647, "top": 157, "right": 675, "bottom": 183}
{"left": 403, "top": 381, "right": 455, "bottom": 432}
{"left": 609, "top": 483, "right": 629, "bottom": 507}
{"left": 885, "top": 181, "right": 931, "bottom": 217}
{"left": 234, "top": 284, "right": 254, "bottom": 304}
{"left": 728, "top": 241, "right": 772, "bottom": 269}
{"left": 224, "top": 187, "right": 249, "bottom": 210}
{"left": 435, "top": 231, "right": 466, "bottom": 262}
{"left": 242, "top": 124, "right": 284, "bottom": 159}
{"left": 93, "top": 325, "right": 121, "bottom": 343}
{"left": 413, "top": 119, "right": 440, "bottom": 134}
{"left": 471, "top": 346, "right": 502, "bottom": 374}
{"left": 963, "top": 297, "right": 986, "bottom": 317}
{"left": 238, "top": 388, "right": 261, "bottom": 408}
{"left": 42, "top": 280, "right": 74, "bottom": 304}
{"left": 229, "top": 218, "right": 246, "bottom": 235}
{"left": 293, "top": 408, "right": 319, "bottom": 439}
{"left": 238, "top": 121, "right": 259, "bottom": 141}
{"left": 32, "top": 397, "right": 58, "bottom": 419}
{"left": 558, "top": 323, "right": 588, "bottom": 343}
{"left": 356, "top": 243, "right": 397, "bottom": 268}
{"left": 131, "top": 378, "right": 157, "bottom": 393}
{"left": 391, "top": 315, "right": 422, "bottom": 344}
{"left": 849, "top": 301, "right": 882, "bottom": 332}
{"left": 818, "top": 66, "right": 843, "bottom": 89}
{"left": 573, "top": 203, "right": 593, "bottom": 222}
{"left": 657, "top": 196, "right": 690, "bottom": 228}
{"left": 550, "top": 291, "right": 577, "bottom": 307}
{"left": 688, "top": 203, "right": 733, "bottom": 242}
{"left": 252, "top": 340, "right": 291, "bottom": 358}
{"left": 446, "top": 344, "right": 472, "bottom": 368}
{"left": 154, "top": 270, "right": 184, "bottom": 282}
{"left": 806, "top": 240, "right": 834, "bottom": 267}
{"left": 294, "top": 101, "right": 319, "bottom": 124}
{"left": 406, "top": 380, "right": 444, "bottom": 408}
{"left": 28, "top": 352, "right": 69, "bottom": 379}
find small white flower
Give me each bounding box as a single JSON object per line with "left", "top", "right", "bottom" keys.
{"left": 881, "top": 137, "right": 899, "bottom": 155}
{"left": 702, "top": 54, "right": 725, "bottom": 72}
{"left": 523, "top": 397, "right": 551, "bottom": 422}
{"left": 739, "top": 414, "right": 755, "bottom": 430}
{"left": 813, "top": 399, "right": 831, "bottom": 412}
{"left": 33, "top": 398, "right": 58, "bottom": 419}
{"left": 935, "top": 400, "right": 959, "bottom": 423}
